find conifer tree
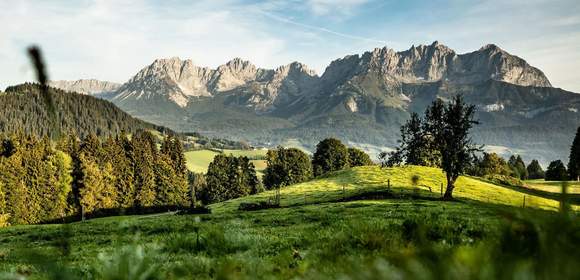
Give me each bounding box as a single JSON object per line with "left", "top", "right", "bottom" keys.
{"left": 80, "top": 133, "right": 103, "bottom": 162}
{"left": 103, "top": 136, "right": 135, "bottom": 208}
{"left": 568, "top": 127, "right": 580, "bottom": 181}
{"left": 133, "top": 132, "right": 157, "bottom": 208}
{"left": 0, "top": 150, "right": 28, "bottom": 224}
{"left": 117, "top": 133, "right": 136, "bottom": 208}
{"left": 78, "top": 155, "right": 118, "bottom": 214}
{"left": 508, "top": 155, "right": 528, "bottom": 180}
{"left": 239, "top": 156, "right": 262, "bottom": 195}
{"left": 49, "top": 151, "right": 73, "bottom": 219}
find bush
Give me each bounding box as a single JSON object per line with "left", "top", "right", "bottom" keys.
{"left": 484, "top": 174, "right": 524, "bottom": 187}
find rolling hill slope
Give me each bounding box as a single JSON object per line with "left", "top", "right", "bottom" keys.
{"left": 210, "top": 165, "right": 573, "bottom": 213}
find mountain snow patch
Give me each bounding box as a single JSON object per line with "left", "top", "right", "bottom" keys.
{"left": 483, "top": 103, "right": 504, "bottom": 112}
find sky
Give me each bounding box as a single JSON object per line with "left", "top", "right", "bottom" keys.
{"left": 1, "top": 0, "right": 579, "bottom": 92}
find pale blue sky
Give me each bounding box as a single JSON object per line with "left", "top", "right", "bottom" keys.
{"left": 1, "top": 0, "right": 579, "bottom": 91}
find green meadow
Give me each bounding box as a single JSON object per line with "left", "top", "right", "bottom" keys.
{"left": 1, "top": 165, "right": 577, "bottom": 279}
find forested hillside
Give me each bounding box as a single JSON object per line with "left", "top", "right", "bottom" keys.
{"left": 0, "top": 83, "right": 167, "bottom": 138}
{"left": 0, "top": 131, "right": 190, "bottom": 226}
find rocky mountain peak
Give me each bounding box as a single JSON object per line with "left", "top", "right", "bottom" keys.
{"left": 214, "top": 58, "right": 261, "bottom": 91}
{"left": 318, "top": 41, "right": 550, "bottom": 88}
{"left": 275, "top": 62, "right": 318, "bottom": 77}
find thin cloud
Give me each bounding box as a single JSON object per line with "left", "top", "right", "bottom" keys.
{"left": 255, "top": 9, "right": 387, "bottom": 44}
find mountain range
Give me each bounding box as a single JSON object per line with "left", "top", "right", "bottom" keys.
{"left": 48, "top": 42, "right": 580, "bottom": 165}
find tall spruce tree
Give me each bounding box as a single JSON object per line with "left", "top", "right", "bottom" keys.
{"left": 133, "top": 131, "right": 157, "bottom": 207}
{"left": 568, "top": 127, "right": 580, "bottom": 181}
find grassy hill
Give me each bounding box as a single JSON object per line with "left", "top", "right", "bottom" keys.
{"left": 211, "top": 165, "right": 574, "bottom": 213}
{"left": 185, "top": 149, "right": 268, "bottom": 174}
{"left": 0, "top": 166, "right": 578, "bottom": 279}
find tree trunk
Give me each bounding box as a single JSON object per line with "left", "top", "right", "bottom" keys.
{"left": 443, "top": 176, "right": 455, "bottom": 200}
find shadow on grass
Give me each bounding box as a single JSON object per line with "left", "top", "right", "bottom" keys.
{"left": 470, "top": 175, "right": 580, "bottom": 205}
{"left": 42, "top": 205, "right": 210, "bottom": 224}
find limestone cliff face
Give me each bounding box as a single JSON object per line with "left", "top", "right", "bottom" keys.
{"left": 319, "top": 41, "right": 550, "bottom": 91}
{"left": 49, "top": 79, "right": 120, "bottom": 95}
{"left": 111, "top": 57, "right": 318, "bottom": 109}
{"left": 61, "top": 42, "right": 553, "bottom": 110}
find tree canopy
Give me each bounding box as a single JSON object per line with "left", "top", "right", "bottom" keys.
{"left": 312, "top": 138, "right": 350, "bottom": 177}
{"left": 263, "top": 147, "right": 312, "bottom": 190}
{"left": 545, "top": 160, "right": 568, "bottom": 181}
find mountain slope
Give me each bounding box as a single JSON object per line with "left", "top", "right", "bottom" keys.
{"left": 0, "top": 83, "right": 167, "bottom": 138}
{"left": 74, "top": 42, "right": 578, "bottom": 164}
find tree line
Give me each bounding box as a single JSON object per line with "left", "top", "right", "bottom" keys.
{"left": 0, "top": 130, "right": 189, "bottom": 226}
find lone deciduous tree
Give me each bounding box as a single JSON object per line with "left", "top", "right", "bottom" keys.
{"left": 425, "top": 96, "right": 481, "bottom": 200}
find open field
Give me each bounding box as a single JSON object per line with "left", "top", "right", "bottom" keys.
{"left": 184, "top": 149, "right": 268, "bottom": 173}
{"left": 0, "top": 166, "right": 578, "bottom": 279}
